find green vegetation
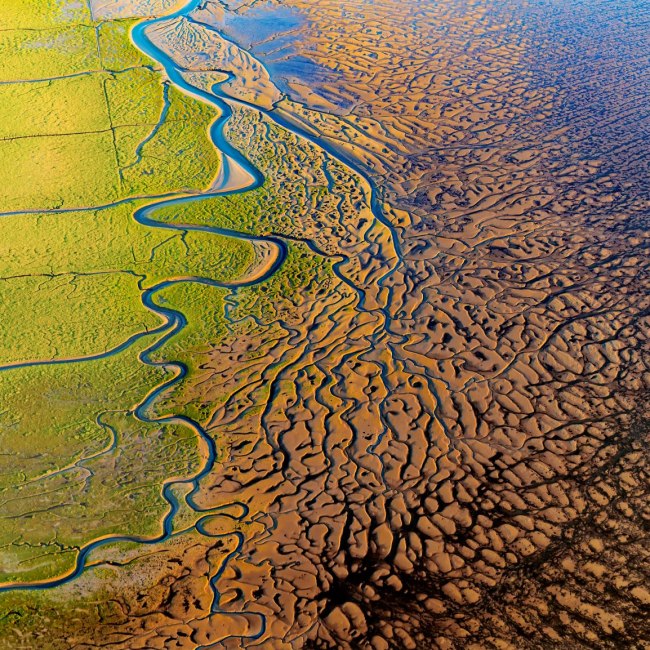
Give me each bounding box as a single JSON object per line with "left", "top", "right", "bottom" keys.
{"left": 0, "top": 26, "right": 99, "bottom": 81}
{"left": 0, "top": 45, "right": 219, "bottom": 210}
{"left": 2, "top": 131, "right": 120, "bottom": 211}
{"left": 0, "top": 344, "right": 197, "bottom": 583}
{"left": 98, "top": 18, "right": 154, "bottom": 71}
{"left": 2, "top": 0, "right": 90, "bottom": 29}
{"left": 0, "top": 201, "right": 255, "bottom": 365}
{"left": 0, "top": 74, "right": 109, "bottom": 138}
{"left": 0, "top": 0, "right": 335, "bottom": 595}
{"left": 0, "top": 0, "right": 246, "bottom": 584}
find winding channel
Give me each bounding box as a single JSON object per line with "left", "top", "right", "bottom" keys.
{"left": 0, "top": 0, "right": 282, "bottom": 623}
{"left": 0, "top": 0, "right": 404, "bottom": 642}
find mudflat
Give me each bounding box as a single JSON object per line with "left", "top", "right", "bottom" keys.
{"left": 0, "top": 0, "right": 648, "bottom": 648}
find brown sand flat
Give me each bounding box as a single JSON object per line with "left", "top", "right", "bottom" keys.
{"left": 6, "top": 0, "right": 648, "bottom": 648}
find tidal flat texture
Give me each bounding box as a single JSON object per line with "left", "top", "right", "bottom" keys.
{"left": 0, "top": 0, "right": 648, "bottom": 648}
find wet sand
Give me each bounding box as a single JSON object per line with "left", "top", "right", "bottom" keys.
{"left": 2, "top": 0, "right": 648, "bottom": 648}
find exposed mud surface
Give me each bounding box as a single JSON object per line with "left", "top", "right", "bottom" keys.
{"left": 1, "top": 0, "right": 648, "bottom": 648}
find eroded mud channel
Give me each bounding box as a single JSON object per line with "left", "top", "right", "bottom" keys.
{"left": 0, "top": 0, "right": 648, "bottom": 648}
